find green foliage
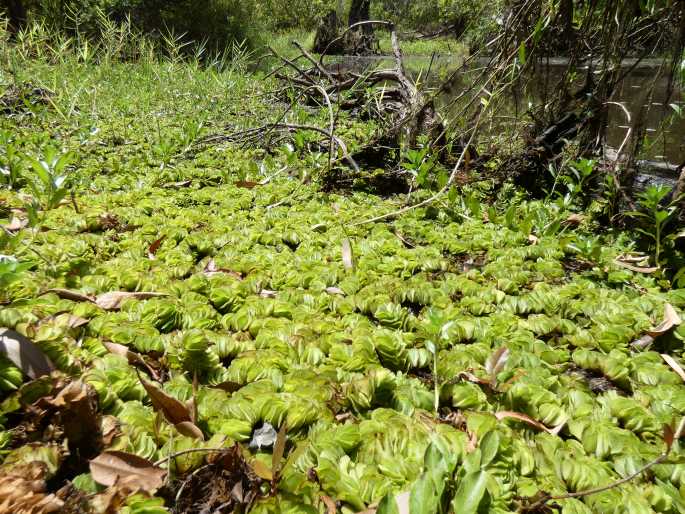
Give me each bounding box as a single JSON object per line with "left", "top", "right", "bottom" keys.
{"left": 628, "top": 185, "right": 682, "bottom": 267}
{"left": 0, "top": 25, "right": 683, "bottom": 514}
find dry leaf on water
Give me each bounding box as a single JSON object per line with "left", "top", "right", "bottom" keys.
{"left": 648, "top": 304, "right": 682, "bottom": 337}
{"left": 661, "top": 354, "right": 685, "bottom": 383}
{"left": 175, "top": 421, "right": 205, "bottom": 441}
{"left": 321, "top": 495, "right": 337, "bottom": 514}
{"left": 495, "top": 411, "right": 566, "bottom": 435}
{"left": 139, "top": 376, "right": 204, "bottom": 439}
{"left": 485, "top": 347, "right": 509, "bottom": 382}
{"left": 90, "top": 451, "right": 166, "bottom": 491}
{"left": 1, "top": 217, "right": 28, "bottom": 232}
{"left": 0, "top": 466, "right": 64, "bottom": 514}
{"left": 613, "top": 258, "right": 658, "bottom": 274}
{"left": 95, "top": 291, "right": 168, "bottom": 310}
{"left": 147, "top": 235, "right": 166, "bottom": 259}
{"left": 42, "top": 288, "right": 94, "bottom": 303}
{"left": 139, "top": 376, "right": 192, "bottom": 425}
{"left": 342, "top": 238, "right": 355, "bottom": 271}
{"left": 0, "top": 328, "right": 54, "bottom": 379}
{"left": 235, "top": 181, "right": 261, "bottom": 189}
{"left": 204, "top": 259, "right": 243, "bottom": 279}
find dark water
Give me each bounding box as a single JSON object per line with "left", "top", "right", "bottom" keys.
{"left": 326, "top": 55, "right": 685, "bottom": 174}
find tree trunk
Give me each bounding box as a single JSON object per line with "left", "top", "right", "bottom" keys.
{"left": 346, "top": 0, "right": 376, "bottom": 54}
{"left": 348, "top": 0, "right": 371, "bottom": 31}
{"left": 2, "top": 0, "right": 27, "bottom": 34}
{"left": 675, "top": 161, "right": 685, "bottom": 223}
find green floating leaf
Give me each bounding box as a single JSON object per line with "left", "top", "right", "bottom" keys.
{"left": 451, "top": 470, "right": 488, "bottom": 514}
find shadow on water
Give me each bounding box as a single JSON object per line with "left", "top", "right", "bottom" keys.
{"left": 325, "top": 54, "right": 684, "bottom": 180}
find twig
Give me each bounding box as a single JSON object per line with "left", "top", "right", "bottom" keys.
{"left": 524, "top": 417, "right": 685, "bottom": 511}
{"left": 153, "top": 443, "right": 228, "bottom": 467}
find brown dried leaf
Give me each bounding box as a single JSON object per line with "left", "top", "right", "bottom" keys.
{"left": 648, "top": 304, "right": 682, "bottom": 337}
{"left": 272, "top": 423, "right": 287, "bottom": 477}
{"left": 613, "top": 259, "right": 658, "bottom": 274}
{"left": 565, "top": 213, "right": 584, "bottom": 225}
{"left": 495, "top": 411, "right": 566, "bottom": 435}
{"left": 203, "top": 259, "right": 243, "bottom": 279}
{"left": 527, "top": 234, "right": 539, "bottom": 245}
{"left": 147, "top": 235, "right": 166, "bottom": 259}
{"left": 0, "top": 328, "right": 54, "bottom": 379}
{"left": 321, "top": 495, "right": 337, "bottom": 514}
{"left": 212, "top": 381, "right": 243, "bottom": 394}
{"left": 2, "top": 216, "right": 28, "bottom": 232}
{"left": 235, "top": 180, "right": 260, "bottom": 189}
{"left": 89, "top": 451, "right": 166, "bottom": 491}
{"left": 0, "top": 470, "right": 64, "bottom": 513}
{"left": 139, "top": 376, "right": 192, "bottom": 426}
{"left": 163, "top": 180, "right": 192, "bottom": 188}
{"left": 175, "top": 421, "right": 205, "bottom": 440}
{"left": 250, "top": 459, "right": 273, "bottom": 481}
{"left": 95, "top": 291, "right": 168, "bottom": 310}
{"left": 342, "top": 237, "right": 355, "bottom": 271}
{"left": 485, "top": 347, "right": 509, "bottom": 379}
{"left": 101, "top": 416, "right": 121, "bottom": 446}
{"left": 42, "top": 288, "right": 95, "bottom": 303}
{"left": 661, "top": 354, "right": 685, "bottom": 383}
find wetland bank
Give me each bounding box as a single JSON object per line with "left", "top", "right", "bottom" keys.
{"left": 0, "top": 1, "right": 685, "bottom": 513}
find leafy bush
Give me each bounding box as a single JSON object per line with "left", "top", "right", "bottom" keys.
{"left": 20, "top": 0, "right": 263, "bottom": 51}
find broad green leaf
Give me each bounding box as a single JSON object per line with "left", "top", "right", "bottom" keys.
{"left": 451, "top": 470, "right": 488, "bottom": 514}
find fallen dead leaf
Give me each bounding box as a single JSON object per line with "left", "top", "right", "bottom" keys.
{"left": 613, "top": 259, "right": 658, "bottom": 274}
{"left": 0, "top": 328, "right": 55, "bottom": 379}
{"left": 648, "top": 303, "right": 682, "bottom": 337}
{"left": 495, "top": 411, "right": 566, "bottom": 435}
{"left": 139, "top": 376, "right": 193, "bottom": 426}
{"left": 2, "top": 216, "right": 28, "bottom": 232}
{"left": 90, "top": 451, "right": 166, "bottom": 491}
{"left": 661, "top": 354, "right": 685, "bottom": 383}
{"left": 528, "top": 234, "right": 539, "bottom": 245}
{"left": 175, "top": 421, "right": 205, "bottom": 441}
{"left": 147, "top": 235, "right": 166, "bottom": 259}
{"left": 204, "top": 259, "right": 243, "bottom": 279}
{"left": 96, "top": 291, "right": 168, "bottom": 310}
{"left": 235, "top": 180, "right": 261, "bottom": 189}
{"left": 342, "top": 238, "right": 355, "bottom": 271}
{"left": 42, "top": 288, "right": 95, "bottom": 303}
{"left": 321, "top": 495, "right": 337, "bottom": 514}
{"left": 163, "top": 180, "right": 192, "bottom": 188}
{"left": 485, "top": 347, "right": 509, "bottom": 381}
{"left": 565, "top": 213, "right": 584, "bottom": 225}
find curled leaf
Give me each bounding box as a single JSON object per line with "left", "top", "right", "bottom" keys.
{"left": 147, "top": 235, "right": 166, "bottom": 259}
{"left": 661, "top": 354, "right": 685, "bottom": 383}
{"left": 342, "top": 237, "right": 355, "bottom": 271}
{"left": 42, "top": 288, "right": 94, "bottom": 303}
{"left": 648, "top": 304, "right": 682, "bottom": 337}
{"left": 485, "top": 347, "right": 509, "bottom": 381}
{"left": 96, "top": 291, "right": 168, "bottom": 310}
{"left": 613, "top": 259, "right": 658, "bottom": 274}
{"left": 175, "top": 421, "right": 205, "bottom": 441}
{"left": 139, "top": 375, "right": 192, "bottom": 425}
{"left": 0, "top": 328, "right": 54, "bottom": 379}
{"left": 495, "top": 411, "right": 566, "bottom": 435}
{"left": 89, "top": 451, "right": 166, "bottom": 491}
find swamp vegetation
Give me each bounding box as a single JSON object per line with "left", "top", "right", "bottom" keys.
{"left": 0, "top": 1, "right": 685, "bottom": 513}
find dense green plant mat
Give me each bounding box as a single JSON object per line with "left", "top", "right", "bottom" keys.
{"left": 0, "top": 54, "right": 684, "bottom": 514}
